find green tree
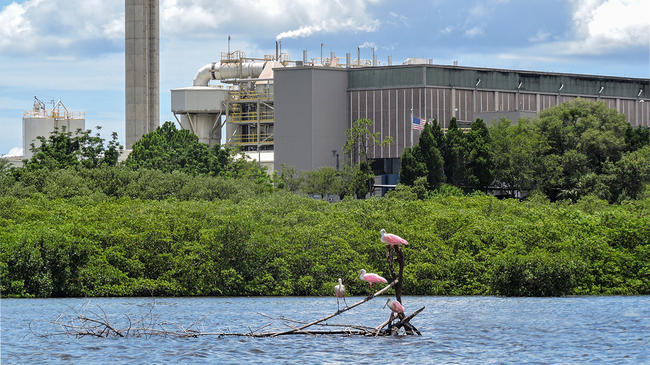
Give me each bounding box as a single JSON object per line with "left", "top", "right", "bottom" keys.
{"left": 302, "top": 167, "right": 342, "bottom": 199}
{"left": 490, "top": 118, "right": 544, "bottom": 197}
{"left": 399, "top": 146, "right": 426, "bottom": 186}
{"left": 342, "top": 118, "right": 392, "bottom": 198}
{"left": 625, "top": 126, "right": 650, "bottom": 152}
{"left": 125, "top": 121, "right": 266, "bottom": 180}
{"left": 612, "top": 145, "right": 650, "bottom": 200}
{"left": 416, "top": 123, "right": 444, "bottom": 189}
{"left": 465, "top": 118, "right": 493, "bottom": 192}
{"left": 277, "top": 164, "right": 303, "bottom": 192}
{"left": 443, "top": 117, "right": 466, "bottom": 187}
{"left": 24, "top": 126, "right": 123, "bottom": 171}
{"left": 343, "top": 118, "right": 392, "bottom": 165}
{"left": 0, "top": 158, "right": 11, "bottom": 175}
{"left": 534, "top": 99, "right": 630, "bottom": 201}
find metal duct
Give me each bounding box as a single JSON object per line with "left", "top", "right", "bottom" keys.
{"left": 193, "top": 61, "right": 267, "bottom": 86}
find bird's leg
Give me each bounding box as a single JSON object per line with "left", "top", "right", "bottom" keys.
{"left": 385, "top": 244, "right": 390, "bottom": 258}
{"left": 343, "top": 297, "right": 348, "bottom": 307}
{"left": 337, "top": 297, "right": 340, "bottom": 312}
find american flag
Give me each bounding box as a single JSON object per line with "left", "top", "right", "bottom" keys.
{"left": 412, "top": 117, "right": 425, "bottom": 130}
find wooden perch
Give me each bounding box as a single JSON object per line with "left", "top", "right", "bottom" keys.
{"left": 267, "top": 279, "right": 399, "bottom": 337}
{"left": 391, "top": 306, "right": 424, "bottom": 335}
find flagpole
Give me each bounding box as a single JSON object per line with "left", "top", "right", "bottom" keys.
{"left": 410, "top": 107, "right": 413, "bottom": 147}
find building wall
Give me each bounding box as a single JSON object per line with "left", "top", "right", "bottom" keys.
{"left": 348, "top": 65, "right": 650, "bottom": 159}
{"left": 274, "top": 67, "right": 347, "bottom": 172}
{"left": 125, "top": 0, "right": 159, "bottom": 149}
{"left": 275, "top": 64, "right": 649, "bottom": 169}
{"left": 311, "top": 69, "right": 349, "bottom": 170}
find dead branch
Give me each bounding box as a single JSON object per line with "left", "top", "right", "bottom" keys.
{"left": 266, "top": 279, "right": 399, "bottom": 337}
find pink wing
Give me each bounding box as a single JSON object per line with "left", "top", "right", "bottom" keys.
{"left": 383, "top": 233, "right": 408, "bottom": 245}
{"left": 391, "top": 300, "right": 405, "bottom": 313}
{"left": 363, "top": 273, "right": 387, "bottom": 283}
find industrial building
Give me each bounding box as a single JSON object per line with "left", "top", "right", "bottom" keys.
{"left": 275, "top": 64, "right": 650, "bottom": 175}
{"left": 170, "top": 49, "right": 649, "bottom": 178}
{"left": 22, "top": 97, "right": 85, "bottom": 159}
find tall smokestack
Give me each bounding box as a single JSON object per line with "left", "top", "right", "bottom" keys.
{"left": 388, "top": 56, "right": 392, "bottom": 66}
{"left": 357, "top": 47, "right": 360, "bottom": 66}
{"left": 125, "top": 0, "right": 159, "bottom": 149}
{"left": 303, "top": 50, "right": 308, "bottom": 63}
{"left": 346, "top": 53, "right": 350, "bottom": 68}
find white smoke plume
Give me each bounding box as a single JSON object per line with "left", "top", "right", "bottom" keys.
{"left": 276, "top": 18, "right": 379, "bottom": 40}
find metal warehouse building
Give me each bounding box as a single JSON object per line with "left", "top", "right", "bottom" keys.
{"left": 274, "top": 64, "right": 649, "bottom": 175}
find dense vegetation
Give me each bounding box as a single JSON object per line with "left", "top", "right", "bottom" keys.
{"left": 400, "top": 99, "right": 650, "bottom": 203}
{"left": 1, "top": 101, "right": 648, "bottom": 298}
{"left": 1, "top": 191, "right": 648, "bottom": 298}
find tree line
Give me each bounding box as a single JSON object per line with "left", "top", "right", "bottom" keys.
{"left": 399, "top": 99, "right": 650, "bottom": 202}
{"left": 1, "top": 192, "right": 648, "bottom": 298}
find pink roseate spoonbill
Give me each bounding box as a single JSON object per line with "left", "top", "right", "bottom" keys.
{"left": 334, "top": 278, "right": 348, "bottom": 311}
{"left": 359, "top": 269, "right": 387, "bottom": 290}
{"left": 380, "top": 229, "right": 409, "bottom": 249}
{"left": 384, "top": 298, "right": 405, "bottom": 314}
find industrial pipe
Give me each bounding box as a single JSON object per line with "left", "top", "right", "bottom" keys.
{"left": 193, "top": 61, "right": 267, "bottom": 86}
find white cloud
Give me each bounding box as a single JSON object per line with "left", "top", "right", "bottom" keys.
{"left": 0, "top": 0, "right": 381, "bottom": 54}
{"left": 465, "top": 26, "right": 485, "bottom": 38}
{"left": 503, "top": 0, "right": 649, "bottom": 62}
{"left": 0, "top": 0, "right": 123, "bottom": 56}
{"left": 529, "top": 30, "right": 551, "bottom": 43}
{"left": 441, "top": 26, "right": 453, "bottom": 34}
{"left": 387, "top": 11, "right": 408, "bottom": 27}
{"left": 159, "top": 0, "right": 380, "bottom": 41}
{"left": 564, "top": 0, "right": 650, "bottom": 54}
{"left": 4, "top": 146, "right": 23, "bottom": 157}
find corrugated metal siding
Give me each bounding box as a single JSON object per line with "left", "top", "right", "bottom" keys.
{"left": 349, "top": 67, "right": 424, "bottom": 89}
{"left": 349, "top": 66, "right": 649, "bottom": 100}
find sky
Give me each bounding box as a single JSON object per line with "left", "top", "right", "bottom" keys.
{"left": 1, "top": 0, "right": 649, "bottom": 156}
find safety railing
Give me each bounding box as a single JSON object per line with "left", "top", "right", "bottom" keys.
{"left": 230, "top": 90, "right": 273, "bottom": 102}
{"left": 230, "top": 134, "right": 274, "bottom": 145}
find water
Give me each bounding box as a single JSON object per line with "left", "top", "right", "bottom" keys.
{"left": 1, "top": 296, "right": 648, "bottom": 364}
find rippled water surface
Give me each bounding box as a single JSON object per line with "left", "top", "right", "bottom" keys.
{"left": 2, "top": 296, "right": 648, "bottom": 364}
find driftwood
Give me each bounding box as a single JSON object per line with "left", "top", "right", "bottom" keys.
{"left": 265, "top": 279, "right": 399, "bottom": 337}
{"left": 33, "top": 277, "right": 423, "bottom": 338}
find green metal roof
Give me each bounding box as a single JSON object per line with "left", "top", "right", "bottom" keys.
{"left": 348, "top": 65, "right": 650, "bottom": 99}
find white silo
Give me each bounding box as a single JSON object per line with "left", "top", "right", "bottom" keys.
{"left": 22, "top": 98, "right": 85, "bottom": 159}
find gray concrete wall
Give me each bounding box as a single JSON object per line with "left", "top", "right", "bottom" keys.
{"left": 274, "top": 67, "right": 348, "bottom": 172}
{"left": 274, "top": 68, "right": 314, "bottom": 172}
{"left": 310, "top": 69, "right": 348, "bottom": 170}
{"left": 125, "top": 0, "right": 159, "bottom": 149}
